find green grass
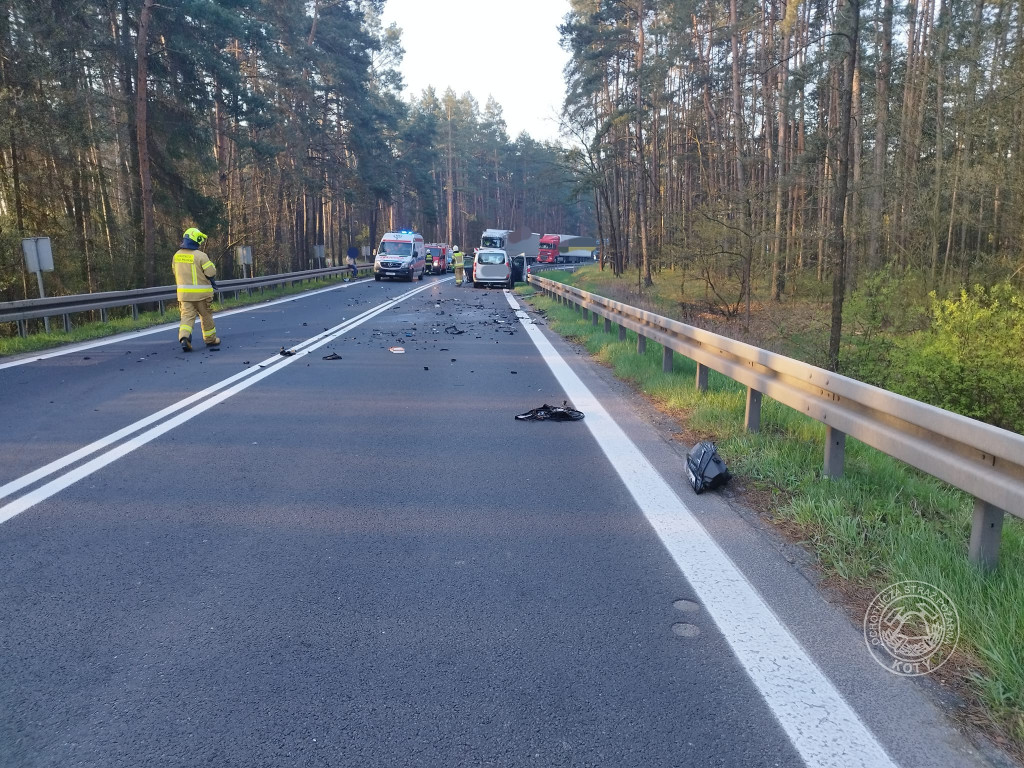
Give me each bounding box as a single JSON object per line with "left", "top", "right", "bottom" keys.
{"left": 0, "top": 271, "right": 371, "bottom": 358}
{"left": 523, "top": 287, "right": 1024, "bottom": 748}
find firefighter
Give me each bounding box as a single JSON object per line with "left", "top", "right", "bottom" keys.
{"left": 173, "top": 227, "right": 220, "bottom": 351}
{"left": 452, "top": 245, "right": 465, "bottom": 286}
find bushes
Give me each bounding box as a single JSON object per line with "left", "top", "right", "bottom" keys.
{"left": 884, "top": 284, "right": 1024, "bottom": 433}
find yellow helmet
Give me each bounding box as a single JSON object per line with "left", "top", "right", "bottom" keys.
{"left": 183, "top": 227, "right": 208, "bottom": 247}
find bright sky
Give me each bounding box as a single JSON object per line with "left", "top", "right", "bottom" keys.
{"left": 380, "top": 0, "right": 571, "bottom": 144}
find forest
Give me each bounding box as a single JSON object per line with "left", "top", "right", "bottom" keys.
{"left": 560, "top": 0, "right": 1023, "bottom": 430}
{"left": 1, "top": 0, "right": 1022, "bottom": 429}
{"left": 0, "top": 1, "right": 589, "bottom": 300}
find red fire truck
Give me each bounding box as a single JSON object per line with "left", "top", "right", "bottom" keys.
{"left": 424, "top": 243, "right": 450, "bottom": 275}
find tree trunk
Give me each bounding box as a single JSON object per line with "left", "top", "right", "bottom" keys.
{"left": 136, "top": 0, "right": 157, "bottom": 287}
{"left": 827, "top": 0, "right": 860, "bottom": 372}
{"left": 867, "top": 0, "right": 892, "bottom": 270}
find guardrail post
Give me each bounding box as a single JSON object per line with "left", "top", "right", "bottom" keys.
{"left": 158, "top": 300, "right": 165, "bottom": 316}
{"left": 592, "top": 312, "right": 599, "bottom": 327}
{"left": 604, "top": 317, "right": 612, "bottom": 333}
{"left": 745, "top": 388, "right": 763, "bottom": 432}
{"left": 100, "top": 308, "right": 107, "bottom": 323}
{"left": 824, "top": 426, "right": 846, "bottom": 478}
{"left": 969, "top": 499, "right": 1005, "bottom": 571}
{"left": 17, "top": 319, "right": 27, "bottom": 338}
{"left": 618, "top": 324, "right": 626, "bottom": 341}
{"left": 63, "top": 314, "right": 71, "bottom": 333}
{"left": 695, "top": 363, "right": 709, "bottom": 392}
{"left": 582, "top": 307, "right": 589, "bottom": 321}
{"left": 637, "top": 334, "right": 646, "bottom": 355}
{"left": 131, "top": 304, "right": 138, "bottom": 321}
{"left": 662, "top": 346, "right": 673, "bottom": 373}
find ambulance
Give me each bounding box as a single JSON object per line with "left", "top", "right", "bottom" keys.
{"left": 374, "top": 231, "right": 427, "bottom": 281}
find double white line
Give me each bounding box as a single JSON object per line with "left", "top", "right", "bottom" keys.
{"left": 0, "top": 280, "right": 440, "bottom": 525}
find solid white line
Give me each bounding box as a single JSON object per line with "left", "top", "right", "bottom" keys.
{"left": 0, "top": 275, "right": 384, "bottom": 371}
{"left": 505, "top": 291, "right": 898, "bottom": 768}
{"left": 0, "top": 281, "right": 440, "bottom": 525}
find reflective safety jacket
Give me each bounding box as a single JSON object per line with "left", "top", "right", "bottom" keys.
{"left": 173, "top": 248, "right": 216, "bottom": 302}
{"left": 452, "top": 250, "right": 464, "bottom": 268}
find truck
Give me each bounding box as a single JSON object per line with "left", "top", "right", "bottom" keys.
{"left": 536, "top": 234, "right": 559, "bottom": 264}
{"left": 535, "top": 234, "right": 599, "bottom": 264}
{"left": 424, "top": 243, "right": 449, "bottom": 275}
{"left": 480, "top": 229, "right": 512, "bottom": 250}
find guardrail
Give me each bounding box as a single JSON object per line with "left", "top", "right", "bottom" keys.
{"left": 0, "top": 264, "right": 373, "bottom": 337}
{"left": 529, "top": 273, "right": 1024, "bottom": 571}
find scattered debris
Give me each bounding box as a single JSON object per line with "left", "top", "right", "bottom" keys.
{"left": 389, "top": 347, "right": 405, "bottom": 354}
{"left": 444, "top": 326, "right": 465, "bottom": 335}
{"left": 515, "top": 401, "right": 585, "bottom": 422}
{"left": 450, "top": 358, "right": 456, "bottom": 362}
{"left": 511, "top": 371, "right": 517, "bottom": 374}
{"left": 423, "top": 366, "right": 429, "bottom": 371}
{"left": 322, "top": 352, "right": 342, "bottom": 360}
{"left": 280, "top": 347, "right": 295, "bottom": 356}
{"left": 685, "top": 442, "right": 731, "bottom": 494}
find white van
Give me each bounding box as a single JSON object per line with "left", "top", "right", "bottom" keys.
{"left": 374, "top": 231, "right": 426, "bottom": 282}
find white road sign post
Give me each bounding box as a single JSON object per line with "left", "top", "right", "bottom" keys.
{"left": 22, "top": 237, "right": 54, "bottom": 333}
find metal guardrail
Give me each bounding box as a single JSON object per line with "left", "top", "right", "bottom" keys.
{"left": 0, "top": 264, "right": 373, "bottom": 336}
{"left": 529, "top": 273, "right": 1024, "bottom": 570}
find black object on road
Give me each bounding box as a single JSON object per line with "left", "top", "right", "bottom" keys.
{"left": 322, "top": 352, "right": 342, "bottom": 360}
{"left": 515, "top": 402, "right": 585, "bottom": 422}
{"left": 685, "top": 441, "right": 731, "bottom": 494}
{"left": 280, "top": 347, "right": 295, "bottom": 356}
{"left": 444, "top": 325, "right": 465, "bottom": 335}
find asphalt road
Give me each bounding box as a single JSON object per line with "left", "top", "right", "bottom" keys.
{"left": 0, "top": 276, "right": 1001, "bottom": 767}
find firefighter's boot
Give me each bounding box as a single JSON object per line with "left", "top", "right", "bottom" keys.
{"left": 205, "top": 336, "right": 221, "bottom": 348}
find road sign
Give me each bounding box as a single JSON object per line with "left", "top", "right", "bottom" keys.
{"left": 22, "top": 237, "right": 54, "bottom": 273}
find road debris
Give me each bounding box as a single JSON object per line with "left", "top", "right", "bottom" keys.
{"left": 515, "top": 401, "right": 585, "bottom": 422}
{"left": 279, "top": 347, "right": 295, "bottom": 356}
{"left": 322, "top": 352, "right": 342, "bottom": 360}
{"left": 389, "top": 347, "right": 405, "bottom": 354}
{"left": 444, "top": 326, "right": 465, "bottom": 335}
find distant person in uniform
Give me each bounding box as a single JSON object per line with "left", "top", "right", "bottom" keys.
{"left": 172, "top": 227, "right": 219, "bottom": 351}
{"left": 452, "top": 245, "right": 465, "bottom": 286}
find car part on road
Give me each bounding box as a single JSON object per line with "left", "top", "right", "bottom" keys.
{"left": 279, "top": 347, "right": 295, "bottom": 356}
{"left": 685, "top": 441, "right": 731, "bottom": 494}
{"left": 389, "top": 347, "right": 405, "bottom": 353}
{"left": 322, "top": 352, "right": 342, "bottom": 360}
{"left": 515, "top": 402, "right": 585, "bottom": 422}
{"left": 444, "top": 325, "right": 464, "bottom": 334}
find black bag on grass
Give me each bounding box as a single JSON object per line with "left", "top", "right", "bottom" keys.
{"left": 686, "top": 441, "right": 730, "bottom": 494}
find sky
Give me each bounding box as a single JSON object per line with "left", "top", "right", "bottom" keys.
{"left": 379, "top": 0, "right": 572, "bottom": 144}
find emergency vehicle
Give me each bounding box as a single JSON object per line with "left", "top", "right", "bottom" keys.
{"left": 374, "top": 231, "right": 426, "bottom": 281}
{"left": 424, "top": 243, "right": 449, "bottom": 275}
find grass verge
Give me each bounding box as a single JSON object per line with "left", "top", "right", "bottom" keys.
{"left": 0, "top": 271, "right": 370, "bottom": 358}
{"left": 520, "top": 285, "right": 1024, "bottom": 757}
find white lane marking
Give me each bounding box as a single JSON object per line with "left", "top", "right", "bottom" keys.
{"left": 0, "top": 281, "right": 440, "bottom": 525}
{"left": 505, "top": 291, "right": 897, "bottom": 768}
{"left": 0, "top": 275, "right": 437, "bottom": 371}
{"left": 0, "top": 290, "right": 405, "bottom": 502}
